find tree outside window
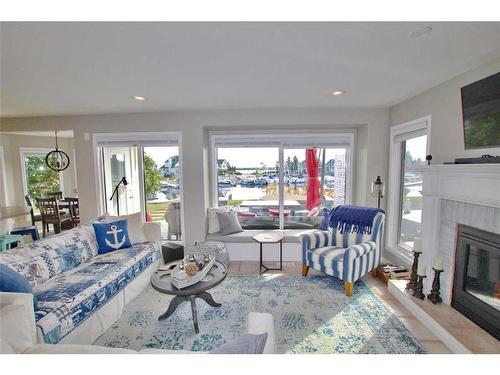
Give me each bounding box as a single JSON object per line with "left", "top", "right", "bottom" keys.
{"left": 24, "top": 155, "right": 61, "bottom": 199}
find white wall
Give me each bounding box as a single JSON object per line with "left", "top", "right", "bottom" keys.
{"left": 0, "top": 133, "right": 77, "bottom": 206}
{"left": 390, "top": 57, "right": 500, "bottom": 163}
{"left": 0, "top": 108, "right": 390, "bottom": 247}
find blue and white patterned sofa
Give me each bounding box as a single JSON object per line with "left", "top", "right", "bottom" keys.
{"left": 0, "top": 222, "right": 162, "bottom": 345}
{"left": 299, "top": 207, "right": 385, "bottom": 297}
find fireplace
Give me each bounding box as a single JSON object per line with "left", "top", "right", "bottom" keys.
{"left": 452, "top": 224, "right": 500, "bottom": 340}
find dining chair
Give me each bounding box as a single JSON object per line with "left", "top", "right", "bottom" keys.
{"left": 47, "top": 191, "right": 63, "bottom": 200}
{"left": 65, "top": 197, "right": 80, "bottom": 226}
{"left": 24, "top": 195, "right": 45, "bottom": 228}
{"left": 36, "top": 197, "right": 73, "bottom": 237}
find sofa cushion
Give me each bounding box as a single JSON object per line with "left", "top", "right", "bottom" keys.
{"left": 33, "top": 241, "right": 160, "bottom": 344}
{"left": 0, "top": 226, "right": 99, "bottom": 287}
{"left": 93, "top": 219, "right": 133, "bottom": 254}
{"left": 0, "top": 304, "right": 34, "bottom": 353}
{"left": 0, "top": 337, "right": 15, "bottom": 354}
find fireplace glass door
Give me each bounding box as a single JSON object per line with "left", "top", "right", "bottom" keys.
{"left": 464, "top": 244, "right": 500, "bottom": 312}
{"left": 452, "top": 225, "right": 500, "bottom": 340}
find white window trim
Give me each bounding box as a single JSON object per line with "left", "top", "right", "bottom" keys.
{"left": 386, "top": 116, "right": 431, "bottom": 265}
{"left": 20, "top": 147, "right": 65, "bottom": 198}
{"left": 92, "top": 132, "right": 184, "bottom": 242}
{"left": 209, "top": 130, "right": 355, "bottom": 229}
{"left": 0, "top": 146, "right": 8, "bottom": 206}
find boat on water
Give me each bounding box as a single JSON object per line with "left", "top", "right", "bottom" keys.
{"left": 218, "top": 178, "right": 233, "bottom": 186}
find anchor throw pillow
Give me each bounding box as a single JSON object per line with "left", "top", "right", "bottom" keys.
{"left": 92, "top": 219, "right": 132, "bottom": 254}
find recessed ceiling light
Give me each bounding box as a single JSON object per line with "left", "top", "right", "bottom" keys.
{"left": 330, "top": 90, "right": 346, "bottom": 96}
{"left": 410, "top": 26, "right": 432, "bottom": 39}
{"left": 132, "top": 95, "right": 146, "bottom": 102}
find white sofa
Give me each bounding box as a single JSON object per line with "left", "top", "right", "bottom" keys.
{"left": 0, "top": 220, "right": 276, "bottom": 354}
{"left": 0, "top": 292, "right": 276, "bottom": 354}
{"left": 0, "top": 221, "right": 162, "bottom": 345}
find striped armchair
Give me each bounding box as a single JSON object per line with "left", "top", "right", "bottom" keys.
{"left": 299, "top": 206, "right": 385, "bottom": 296}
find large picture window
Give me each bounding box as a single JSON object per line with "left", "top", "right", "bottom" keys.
{"left": 95, "top": 132, "right": 183, "bottom": 241}
{"left": 21, "top": 149, "right": 63, "bottom": 205}
{"left": 212, "top": 133, "right": 353, "bottom": 230}
{"left": 397, "top": 134, "right": 427, "bottom": 249}
{"left": 387, "top": 116, "right": 430, "bottom": 263}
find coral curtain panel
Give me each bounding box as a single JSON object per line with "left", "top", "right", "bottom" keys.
{"left": 306, "top": 148, "right": 321, "bottom": 210}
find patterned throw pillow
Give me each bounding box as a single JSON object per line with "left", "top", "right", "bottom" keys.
{"left": 92, "top": 219, "right": 132, "bottom": 254}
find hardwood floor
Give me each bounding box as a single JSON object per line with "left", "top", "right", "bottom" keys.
{"left": 228, "top": 261, "right": 452, "bottom": 354}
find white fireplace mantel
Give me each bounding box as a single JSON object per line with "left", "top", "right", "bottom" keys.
{"left": 416, "top": 163, "right": 500, "bottom": 300}
{"left": 418, "top": 164, "right": 500, "bottom": 209}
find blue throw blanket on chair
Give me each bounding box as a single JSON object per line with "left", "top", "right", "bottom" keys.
{"left": 328, "top": 205, "right": 384, "bottom": 234}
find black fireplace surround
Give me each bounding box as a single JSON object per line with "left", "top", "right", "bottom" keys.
{"left": 452, "top": 225, "right": 500, "bottom": 341}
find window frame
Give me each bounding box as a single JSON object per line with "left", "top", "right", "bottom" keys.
{"left": 386, "top": 116, "right": 431, "bottom": 264}
{"left": 93, "top": 132, "right": 184, "bottom": 241}
{"left": 209, "top": 130, "right": 355, "bottom": 230}
{"left": 20, "top": 147, "right": 65, "bottom": 199}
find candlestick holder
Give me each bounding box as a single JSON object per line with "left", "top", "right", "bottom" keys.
{"left": 412, "top": 275, "right": 426, "bottom": 300}
{"left": 427, "top": 268, "right": 443, "bottom": 304}
{"left": 406, "top": 251, "right": 421, "bottom": 291}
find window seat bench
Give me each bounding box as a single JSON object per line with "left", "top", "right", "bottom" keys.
{"left": 205, "top": 229, "right": 311, "bottom": 261}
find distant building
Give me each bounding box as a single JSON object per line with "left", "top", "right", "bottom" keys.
{"left": 217, "top": 159, "right": 230, "bottom": 171}
{"left": 160, "top": 155, "right": 179, "bottom": 178}
{"left": 298, "top": 160, "right": 306, "bottom": 174}
{"left": 325, "top": 159, "right": 335, "bottom": 176}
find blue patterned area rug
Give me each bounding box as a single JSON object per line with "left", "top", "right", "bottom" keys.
{"left": 94, "top": 275, "right": 427, "bottom": 353}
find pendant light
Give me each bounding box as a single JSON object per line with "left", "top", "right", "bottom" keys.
{"left": 45, "top": 131, "right": 70, "bottom": 172}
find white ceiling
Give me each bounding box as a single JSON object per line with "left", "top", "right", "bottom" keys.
{"left": 1, "top": 22, "right": 499, "bottom": 117}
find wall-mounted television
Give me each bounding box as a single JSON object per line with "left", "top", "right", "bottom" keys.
{"left": 461, "top": 72, "right": 500, "bottom": 149}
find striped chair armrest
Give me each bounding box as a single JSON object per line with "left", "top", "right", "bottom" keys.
{"left": 299, "top": 230, "right": 333, "bottom": 252}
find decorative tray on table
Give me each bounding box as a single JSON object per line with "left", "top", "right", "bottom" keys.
{"left": 170, "top": 257, "right": 216, "bottom": 289}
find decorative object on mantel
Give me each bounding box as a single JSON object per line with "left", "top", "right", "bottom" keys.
{"left": 427, "top": 256, "right": 444, "bottom": 304}
{"left": 406, "top": 237, "right": 422, "bottom": 291}
{"left": 427, "top": 265, "right": 444, "bottom": 304}
{"left": 370, "top": 175, "right": 385, "bottom": 209}
{"left": 425, "top": 154, "right": 432, "bottom": 165}
{"left": 45, "top": 131, "right": 70, "bottom": 172}
{"left": 412, "top": 263, "right": 427, "bottom": 300}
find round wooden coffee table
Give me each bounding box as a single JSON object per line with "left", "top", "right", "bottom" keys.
{"left": 151, "top": 260, "right": 227, "bottom": 333}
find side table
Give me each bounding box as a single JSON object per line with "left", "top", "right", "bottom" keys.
{"left": 252, "top": 232, "right": 284, "bottom": 275}
{"left": 161, "top": 242, "right": 184, "bottom": 263}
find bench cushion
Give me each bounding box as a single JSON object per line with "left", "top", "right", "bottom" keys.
{"left": 33, "top": 241, "right": 160, "bottom": 344}
{"left": 206, "top": 229, "right": 305, "bottom": 244}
